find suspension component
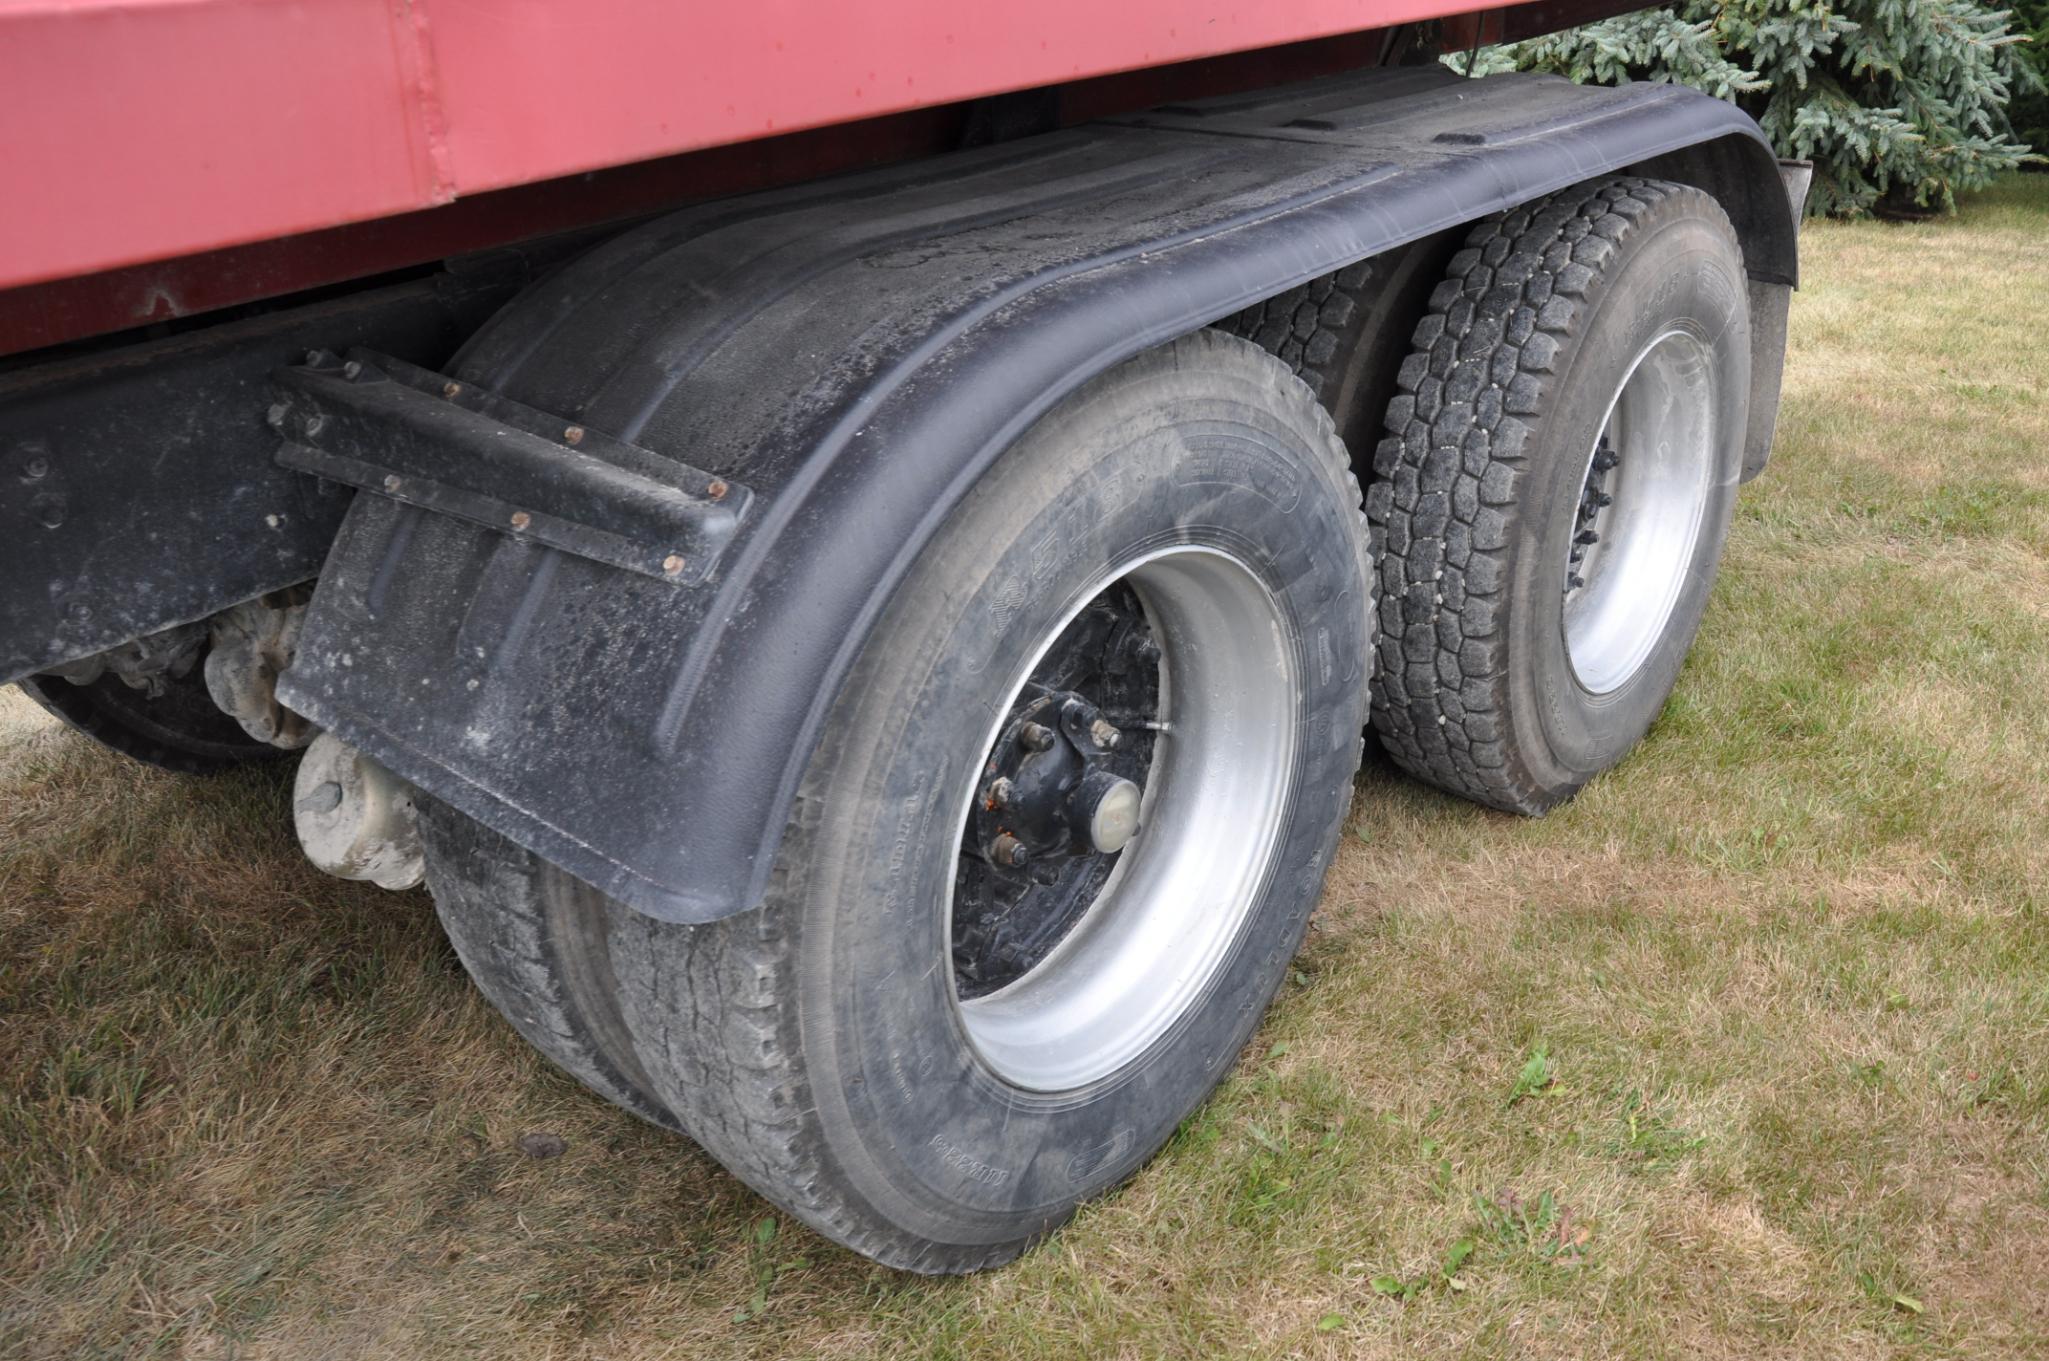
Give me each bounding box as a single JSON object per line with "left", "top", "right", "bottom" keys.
{"left": 293, "top": 732, "right": 425, "bottom": 890}
{"left": 204, "top": 590, "right": 316, "bottom": 748}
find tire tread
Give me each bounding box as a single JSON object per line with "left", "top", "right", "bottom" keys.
{"left": 1365, "top": 177, "right": 1728, "bottom": 814}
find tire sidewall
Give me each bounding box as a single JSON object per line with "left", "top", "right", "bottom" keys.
{"left": 781, "top": 337, "right": 1369, "bottom": 1249}
{"left": 1508, "top": 211, "right": 1750, "bottom": 789}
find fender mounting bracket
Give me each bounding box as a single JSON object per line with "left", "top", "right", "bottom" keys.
{"left": 271, "top": 350, "right": 748, "bottom": 586}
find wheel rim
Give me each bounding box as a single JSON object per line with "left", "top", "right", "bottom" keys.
{"left": 947, "top": 545, "right": 1299, "bottom": 1092}
{"left": 1562, "top": 328, "right": 1718, "bottom": 695}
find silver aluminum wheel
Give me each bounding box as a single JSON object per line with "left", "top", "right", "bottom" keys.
{"left": 949, "top": 545, "right": 1300, "bottom": 1092}
{"left": 1562, "top": 328, "right": 1718, "bottom": 695}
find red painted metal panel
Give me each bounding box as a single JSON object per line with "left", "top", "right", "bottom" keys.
{"left": 0, "top": 0, "right": 1500, "bottom": 296}
{"left": 0, "top": 0, "right": 446, "bottom": 289}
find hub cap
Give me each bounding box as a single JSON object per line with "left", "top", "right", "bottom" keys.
{"left": 1562, "top": 328, "right": 1718, "bottom": 695}
{"left": 949, "top": 546, "right": 1299, "bottom": 1091}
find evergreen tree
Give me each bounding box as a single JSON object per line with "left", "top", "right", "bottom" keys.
{"left": 1471, "top": 0, "right": 2042, "bottom": 215}
{"left": 2009, "top": 0, "right": 2049, "bottom": 156}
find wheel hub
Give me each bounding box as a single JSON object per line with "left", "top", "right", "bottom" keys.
{"left": 952, "top": 587, "right": 1159, "bottom": 1000}
{"left": 970, "top": 693, "right": 1142, "bottom": 866}
{"left": 947, "top": 546, "right": 1301, "bottom": 1090}
{"left": 1559, "top": 328, "right": 1718, "bottom": 696}
{"left": 1564, "top": 433, "right": 1619, "bottom": 596}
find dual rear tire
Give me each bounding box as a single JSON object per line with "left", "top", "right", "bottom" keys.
{"left": 427, "top": 331, "right": 1374, "bottom": 1270}
{"left": 422, "top": 176, "right": 1752, "bottom": 1270}
{"left": 1365, "top": 178, "right": 1749, "bottom": 813}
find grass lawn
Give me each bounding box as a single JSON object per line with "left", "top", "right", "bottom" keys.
{"left": 3, "top": 176, "right": 2047, "bottom": 1361}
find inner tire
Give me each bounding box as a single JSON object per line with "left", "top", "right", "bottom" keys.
{"left": 1223, "top": 232, "right": 1462, "bottom": 459}
{"left": 422, "top": 330, "right": 1371, "bottom": 1271}
{"left": 1367, "top": 177, "right": 1750, "bottom": 815}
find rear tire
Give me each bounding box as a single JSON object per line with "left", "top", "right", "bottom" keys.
{"left": 1367, "top": 177, "right": 1750, "bottom": 814}
{"left": 15, "top": 653, "right": 283, "bottom": 776}
{"left": 423, "top": 331, "right": 1372, "bottom": 1271}
{"left": 1223, "top": 233, "right": 1460, "bottom": 459}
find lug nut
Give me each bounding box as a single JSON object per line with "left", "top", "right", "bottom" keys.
{"left": 1018, "top": 722, "right": 1055, "bottom": 753}
{"left": 1088, "top": 717, "right": 1123, "bottom": 750}
{"left": 985, "top": 777, "right": 1014, "bottom": 809}
{"left": 991, "top": 833, "right": 1030, "bottom": 868}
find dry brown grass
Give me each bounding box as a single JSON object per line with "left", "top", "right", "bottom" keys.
{"left": 4, "top": 177, "right": 2048, "bottom": 1360}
